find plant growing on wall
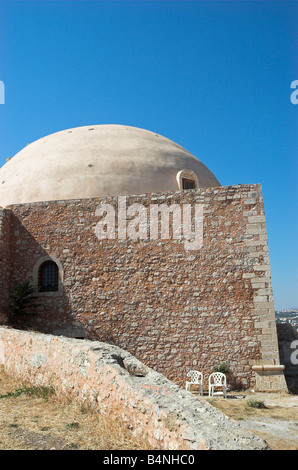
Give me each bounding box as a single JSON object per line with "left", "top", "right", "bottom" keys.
{"left": 9, "top": 281, "right": 39, "bottom": 327}
{"left": 213, "top": 362, "right": 230, "bottom": 375}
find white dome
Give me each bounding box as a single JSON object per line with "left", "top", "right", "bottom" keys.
{"left": 0, "top": 124, "right": 220, "bottom": 207}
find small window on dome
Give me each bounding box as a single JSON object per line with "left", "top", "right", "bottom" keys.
{"left": 182, "top": 178, "right": 196, "bottom": 190}
{"left": 38, "top": 261, "right": 59, "bottom": 292}
{"left": 176, "top": 170, "right": 199, "bottom": 191}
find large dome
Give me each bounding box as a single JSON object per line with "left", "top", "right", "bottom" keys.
{"left": 0, "top": 124, "right": 220, "bottom": 207}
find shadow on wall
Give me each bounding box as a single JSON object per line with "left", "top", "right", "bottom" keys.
{"left": 276, "top": 323, "right": 298, "bottom": 394}
{"left": 5, "top": 212, "right": 88, "bottom": 339}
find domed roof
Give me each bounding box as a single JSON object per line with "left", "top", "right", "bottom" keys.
{"left": 0, "top": 124, "right": 220, "bottom": 207}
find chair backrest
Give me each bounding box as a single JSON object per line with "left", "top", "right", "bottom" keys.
{"left": 209, "top": 372, "right": 226, "bottom": 385}
{"left": 187, "top": 370, "right": 203, "bottom": 383}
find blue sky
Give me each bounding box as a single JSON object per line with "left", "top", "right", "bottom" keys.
{"left": 0, "top": 1, "right": 297, "bottom": 309}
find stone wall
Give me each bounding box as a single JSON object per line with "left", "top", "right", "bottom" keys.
{"left": 0, "top": 208, "right": 11, "bottom": 321}
{"left": 5, "top": 184, "right": 286, "bottom": 390}
{"left": 0, "top": 326, "right": 268, "bottom": 450}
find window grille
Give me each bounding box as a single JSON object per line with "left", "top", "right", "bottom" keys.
{"left": 38, "top": 261, "right": 59, "bottom": 292}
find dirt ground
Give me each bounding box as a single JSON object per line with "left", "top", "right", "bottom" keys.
{"left": 1, "top": 366, "right": 297, "bottom": 450}
{"left": 201, "top": 390, "right": 298, "bottom": 450}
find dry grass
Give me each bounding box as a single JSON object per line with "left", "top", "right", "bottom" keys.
{"left": 207, "top": 396, "right": 295, "bottom": 421}
{"left": 206, "top": 392, "right": 298, "bottom": 450}
{"left": 0, "top": 366, "right": 154, "bottom": 450}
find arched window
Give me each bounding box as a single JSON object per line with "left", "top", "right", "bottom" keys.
{"left": 176, "top": 170, "right": 199, "bottom": 191}
{"left": 38, "top": 261, "right": 59, "bottom": 292}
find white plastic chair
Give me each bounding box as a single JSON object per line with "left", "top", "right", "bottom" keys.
{"left": 208, "top": 372, "right": 227, "bottom": 398}
{"left": 185, "top": 370, "right": 203, "bottom": 395}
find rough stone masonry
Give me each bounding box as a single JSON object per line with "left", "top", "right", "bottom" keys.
{"left": 0, "top": 184, "right": 287, "bottom": 391}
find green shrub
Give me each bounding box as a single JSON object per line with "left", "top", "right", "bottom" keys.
{"left": 213, "top": 362, "right": 230, "bottom": 374}
{"left": 66, "top": 421, "right": 80, "bottom": 429}
{"left": 247, "top": 399, "right": 267, "bottom": 409}
{"left": 9, "top": 281, "right": 39, "bottom": 326}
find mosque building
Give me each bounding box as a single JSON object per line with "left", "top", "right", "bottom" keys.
{"left": 0, "top": 125, "right": 286, "bottom": 391}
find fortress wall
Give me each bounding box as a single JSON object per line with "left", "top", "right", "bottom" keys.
{"left": 0, "top": 208, "right": 11, "bottom": 321}
{"left": 0, "top": 326, "right": 268, "bottom": 450}
{"left": 7, "top": 184, "right": 286, "bottom": 391}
